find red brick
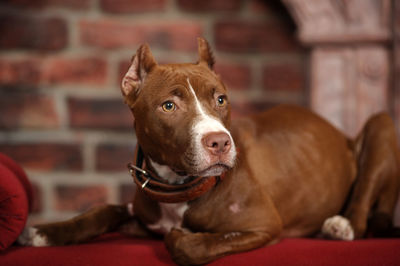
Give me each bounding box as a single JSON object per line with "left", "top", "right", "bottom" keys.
{"left": 119, "top": 55, "right": 203, "bottom": 84}
{"left": 119, "top": 60, "right": 251, "bottom": 90}
{"left": 100, "top": 0, "right": 166, "bottom": 13}
{"left": 214, "top": 62, "right": 251, "bottom": 90}
{"left": 0, "top": 143, "right": 83, "bottom": 171}
{"left": 0, "top": 90, "right": 59, "bottom": 129}
{"left": 0, "top": 15, "right": 67, "bottom": 51}
{"left": 0, "top": 58, "right": 42, "bottom": 86}
{"left": 119, "top": 184, "right": 135, "bottom": 204}
{"left": 96, "top": 143, "right": 135, "bottom": 171}
{"left": 177, "top": 0, "right": 241, "bottom": 12}
{"left": 54, "top": 185, "right": 108, "bottom": 212}
{"left": 31, "top": 182, "right": 42, "bottom": 214}
{"left": 248, "top": 0, "right": 271, "bottom": 14}
{"left": 42, "top": 57, "right": 108, "bottom": 85}
{"left": 2, "top": 0, "right": 90, "bottom": 9}
{"left": 79, "top": 19, "right": 202, "bottom": 51}
{"left": 262, "top": 63, "right": 305, "bottom": 92}
{"left": 0, "top": 56, "right": 106, "bottom": 86}
{"left": 68, "top": 97, "right": 133, "bottom": 131}
{"left": 248, "top": 0, "right": 294, "bottom": 19}
{"left": 214, "top": 20, "right": 301, "bottom": 53}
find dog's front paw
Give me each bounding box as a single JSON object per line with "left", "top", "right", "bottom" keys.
{"left": 18, "top": 227, "right": 50, "bottom": 247}
{"left": 165, "top": 228, "right": 210, "bottom": 265}
{"left": 164, "top": 228, "right": 186, "bottom": 257}
{"left": 322, "top": 215, "right": 354, "bottom": 241}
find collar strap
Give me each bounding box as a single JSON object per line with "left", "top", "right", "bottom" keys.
{"left": 127, "top": 146, "right": 225, "bottom": 203}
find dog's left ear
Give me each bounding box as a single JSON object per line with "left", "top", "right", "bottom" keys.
{"left": 121, "top": 44, "right": 157, "bottom": 103}
{"left": 197, "top": 37, "right": 215, "bottom": 69}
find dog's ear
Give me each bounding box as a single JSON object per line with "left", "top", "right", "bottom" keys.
{"left": 197, "top": 37, "right": 215, "bottom": 69}
{"left": 121, "top": 44, "right": 157, "bottom": 101}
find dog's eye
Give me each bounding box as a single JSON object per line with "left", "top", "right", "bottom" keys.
{"left": 162, "top": 101, "right": 176, "bottom": 112}
{"left": 217, "top": 95, "right": 227, "bottom": 107}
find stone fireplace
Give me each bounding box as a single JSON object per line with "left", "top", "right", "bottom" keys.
{"left": 283, "top": 0, "right": 400, "bottom": 224}
{"left": 283, "top": 0, "right": 397, "bottom": 139}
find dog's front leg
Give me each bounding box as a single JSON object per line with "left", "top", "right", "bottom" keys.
{"left": 18, "top": 204, "right": 134, "bottom": 246}
{"left": 165, "top": 228, "right": 277, "bottom": 265}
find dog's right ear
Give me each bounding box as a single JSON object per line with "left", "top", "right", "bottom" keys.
{"left": 121, "top": 44, "right": 157, "bottom": 105}
{"left": 197, "top": 37, "right": 215, "bottom": 69}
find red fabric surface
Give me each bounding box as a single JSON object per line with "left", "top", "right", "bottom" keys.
{"left": 0, "top": 153, "right": 33, "bottom": 211}
{"left": 0, "top": 153, "right": 398, "bottom": 264}
{"left": 0, "top": 159, "right": 29, "bottom": 251}
{"left": 1, "top": 234, "right": 400, "bottom": 265}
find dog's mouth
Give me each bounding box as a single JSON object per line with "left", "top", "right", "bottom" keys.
{"left": 196, "top": 163, "right": 231, "bottom": 177}
{"left": 175, "top": 163, "right": 231, "bottom": 177}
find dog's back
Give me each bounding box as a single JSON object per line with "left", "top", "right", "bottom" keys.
{"left": 228, "top": 105, "right": 356, "bottom": 236}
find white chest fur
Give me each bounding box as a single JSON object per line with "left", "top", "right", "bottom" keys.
{"left": 146, "top": 202, "right": 189, "bottom": 235}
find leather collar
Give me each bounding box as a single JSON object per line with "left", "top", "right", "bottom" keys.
{"left": 127, "top": 145, "right": 225, "bottom": 203}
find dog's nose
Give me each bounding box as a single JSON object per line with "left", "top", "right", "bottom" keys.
{"left": 202, "top": 132, "right": 231, "bottom": 155}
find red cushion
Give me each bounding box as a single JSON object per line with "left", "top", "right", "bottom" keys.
{"left": 0, "top": 153, "right": 33, "bottom": 212}
{"left": 1, "top": 234, "right": 399, "bottom": 265}
{"left": 0, "top": 153, "right": 31, "bottom": 251}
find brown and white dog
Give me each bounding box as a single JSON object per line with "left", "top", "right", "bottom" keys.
{"left": 19, "top": 38, "right": 400, "bottom": 265}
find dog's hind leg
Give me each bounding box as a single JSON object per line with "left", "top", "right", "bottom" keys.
{"left": 325, "top": 113, "right": 400, "bottom": 239}
{"left": 18, "top": 204, "right": 134, "bottom": 246}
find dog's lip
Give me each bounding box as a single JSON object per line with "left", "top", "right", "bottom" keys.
{"left": 167, "top": 163, "right": 230, "bottom": 185}
{"left": 173, "top": 161, "right": 231, "bottom": 177}
{"left": 196, "top": 163, "right": 230, "bottom": 177}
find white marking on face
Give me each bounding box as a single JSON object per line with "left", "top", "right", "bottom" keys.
{"left": 186, "top": 78, "right": 236, "bottom": 174}
{"left": 146, "top": 202, "right": 188, "bottom": 235}
{"left": 187, "top": 78, "right": 213, "bottom": 119}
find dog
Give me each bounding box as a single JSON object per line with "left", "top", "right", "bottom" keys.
{"left": 19, "top": 38, "right": 400, "bottom": 265}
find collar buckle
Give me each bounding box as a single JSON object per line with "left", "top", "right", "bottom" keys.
{"left": 127, "top": 163, "right": 151, "bottom": 189}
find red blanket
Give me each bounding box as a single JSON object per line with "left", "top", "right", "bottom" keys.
{"left": 1, "top": 233, "right": 400, "bottom": 265}
{"left": 1, "top": 152, "right": 400, "bottom": 265}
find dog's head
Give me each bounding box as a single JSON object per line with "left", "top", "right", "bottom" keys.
{"left": 121, "top": 38, "right": 236, "bottom": 183}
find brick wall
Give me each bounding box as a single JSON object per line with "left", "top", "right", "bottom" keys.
{"left": 0, "top": 0, "right": 306, "bottom": 224}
